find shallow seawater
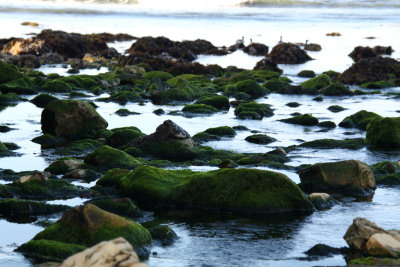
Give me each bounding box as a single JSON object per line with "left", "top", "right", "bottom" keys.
{"left": 1, "top": 1, "right": 400, "bottom": 266}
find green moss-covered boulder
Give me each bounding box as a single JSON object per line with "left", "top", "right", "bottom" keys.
{"left": 0, "top": 198, "right": 69, "bottom": 219}
{"left": 328, "top": 105, "right": 345, "bottom": 113}
{"left": 0, "top": 92, "right": 21, "bottom": 103}
{"left": 297, "top": 70, "right": 316, "bottom": 78}
{"left": 30, "top": 93, "right": 58, "bottom": 108}
{"left": 317, "top": 121, "right": 336, "bottom": 128}
{"left": 103, "top": 91, "right": 142, "bottom": 105}
{"left": 89, "top": 198, "right": 143, "bottom": 218}
{"left": 42, "top": 80, "right": 73, "bottom": 93}
{"left": 320, "top": 82, "right": 352, "bottom": 96}
{"left": 339, "top": 110, "right": 381, "bottom": 130}
{"left": 20, "top": 204, "right": 152, "bottom": 259}
{"left": 245, "top": 134, "right": 276, "bottom": 144}
{"left": 107, "top": 127, "right": 146, "bottom": 148}
{"left": 366, "top": 117, "right": 400, "bottom": 149}
{"left": 139, "top": 141, "right": 196, "bottom": 161}
{"left": 234, "top": 102, "right": 274, "bottom": 120}
{"left": 143, "top": 71, "right": 173, "bottom": 81}
{"left": 280, "top": 114, "right": 319, "bottom": 126}
{"left": 17, "top": 239, "right": 85, "bottom": 262}
{"left": 361, "top": 80, "right": 396, "bottom": 89}
{"left": 204, "top": 126, "right": 236, "bottom": 137}
{"left": 45, "top": 158, "right": 84, "bottom": 175}
{"left": 0, "top": 179, "right": 89, "bottom": 200}
{"left": 41, "top": 100, "right": 108, "bottom": 139}
{"left": 300, "top": 74, "right": 331, "bottom": 90}
{"left": 298, "top": 160, "right": 375, "bottom": 197}
{"left": 195, "top": 95, "right": 230, "bottom": 110}
{"left": 0, "top": 141, "right": 13, "bottom": 157}
{"left": 31, "top": 133, "right": 66, "bottom": 148}
{"left": 145, "top": 224, "right": 178, "bottom": 246}
{"left": 84, "top": 145, "right": 143, "bottom": 170}
{"left": 182, "top": 104, "right": 218, "bottom": 114}
{"left": 103, "top": 165, "right": 313, "bottom": 214}
{"left": 299, "top": 138, "right": 365, "bottom": 150}
{"left": 262, "top": 78, "right": 290, "bottom": 92}
{"left": 54, "top": 139, "right": 102, "bottom": 156}
{"left": 192, "top": 132, "right": 219, "bottom": 143}
{"left": 0, "top": 61, "right": 23, "bottom": 84}
{"left": 115, "top": 108, "right": 140, "bottom": 116}
{"left": 0, "top": 77, "right": 36, "bottom": 95}
{"left": 228, "top": 79, "right": 269, "bottom": 99}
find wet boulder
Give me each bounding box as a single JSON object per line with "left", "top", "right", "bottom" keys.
{"left": 308, "top": 193, "right": 337, "bottom": 210}
{"left": 145, "top": 224, "right": 178, "bottom": 247}
{"left": 84, "top": 145, "right": 144, "bottom": 170}
{"left": 267, "top": 43, "right": 312, "bottom": 64}
{"left": 339, "top": 57, "right": 400, "bottom": 85}
{"left": 88, "top": 198, "right": 143, "bottom": 219}
{"left": 243, "top": 43, "right": 269, "bottom": 56}
{"left": 30, "top": 93, "right": 58, "bottom": 108}
{"left": 234, "top": 102, "right": 274, "bottom": 120}
{"left": 297, "top": 70, "right": 316, "bottom": 78}
{"left": 0, "top": 60, "right": 23, "bottom": 84}
{"left": 339, "top": 110, "right": 381, "bottom": 130}
{"left": 348, "top": 46, "right": 378, "bottom": 62}
{"left": 300, "top": 74, "right": 331, "bottom": 91}
{"left": 97, "top": 165, "right": 314, "bottom": 214}
{"left": 18, "top": 204, "right": 152, "bottom": 261}
{"left": 304, "top": 43, "right": 321, "bottom": 51}
{"left": 128, "top": 120, "right": 195, "bottom": 148}
{"left": 344, "top": 217, "right": 390, "bottom": 251}
{"left": 41, "top": 100, "right": 108, "bottom": 139}
{"left": 366, "top": 117, "right": 400, "bottom": 149}
{"left": 298, "top": 160, "right": 375, "bottom": 198}
{"left": 373, "top": 45, "right": 393, "bottom": 55}
{"left": 280, "top": 114, "right": 319, "bottom": 126}
{"left": 195, "top": 95, "right": 230, "bottom": 110}
{"left": 253, "top": 57, "right": 282, "bottom": 73}
{"left": 245, "top": 134, "right": 276, "bottom": 144}
{"left": 1, "top": 38, "right": 50, "bottom": 56}
{"left": 0, "top": 198, "right": 69, "bottom": 219}
{"left": 59, "top": 237, "right": 148, "bottom": 267}
{"left": 366, "top": 233, "right": 400, "bottom": 258}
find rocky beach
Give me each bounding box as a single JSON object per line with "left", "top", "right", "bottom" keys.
{"left": 0, "top": 0, "right": 400, "bottom": 266}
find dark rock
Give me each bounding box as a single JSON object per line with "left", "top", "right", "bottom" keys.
{"left": 41, "top": 100, "right": 108, "bottom": 139}
{"left": 280, "top": 114, "right": 319, "bottom": 126}
{"left": 372, "top": 45, "right": 393, "bottom": 55}
{"left": 267, "top": 43, "right": 312, "bottom": 64}
{"left": 305, "top": 243, "right": 347, "bottom": 257}
{"left": 243, "top": 43, "right": 269, "bottom": 56}
{"left": 339, "top": 57, "right": 400, "bottom": 85}
{"left": 349, "top": 46, "right": 378, "bottom": 62}
{"left": 304, "top": 43, "right": 321, "bottom": 51}
{"left": 366, "top": 117, "right": 400, "bottom": 149}
{"left": 128, "top": 120, "right": 194, "bottom": 148}
{"left": 339, "top": 110, "right": 381, "bottom": 130}
{"left": 297, "top": 70, "right": 316, "bottom": 78}
{"left": 30, "top": 94, "right": 59, "bottom": 108}
{"left": 245, "top": 134, "right": 276, "bottom": 144}
{"left": 253, "top": 57, "right": 282, "bottom": 73}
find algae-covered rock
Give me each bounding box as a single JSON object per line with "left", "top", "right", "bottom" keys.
{"left": 245, "top": 134, "right": 276, "bottom": 144}
{"left": 297, "top": 70, "right": 316, "bottom": 78}
{"left": 182, "top": 104, "right": 218, "bottom": 114}
{"left": 298, "top": 160, "right": 375, "bottom": 198}
{"left": 143, "top": 70, "right": 174, "bottom": 81}
{"left": 0, "top": 141, "right": 13, "bottom": 157}
{"left": 339, "top": 110, "right": 381, "bottom": 130}
{"left": 145, "top": 224, "right": 178, "bottom": 246}
{"left": 103, "top": 165, "right": 313, "bottom": 214}
{"left": 84, "top": 145, "right": 144, "bottom": 170}
{"left": 0, "top": 198, "right": 69, "bottom": 219}
{"left": 327, "top": 105, "right": 345, "bottom": 113}
{"left": 54, "top": 139, "right": 102, "bottom": 156}
{"left": 320, "top": 82, "right": 352, "bottom": 96}
{"left": 0, "top": 77, "right": 36, "bottom": 95}
{"left": 280, "top": 114, "right": 319, "bottom": 126}
{"left": 107, "top": 127, "right": 146, "bottom": 148}
{"left": 366, "top": 117, "right": 400, "bottom": 149}
{"left": 41, "top": 100, "right": 108, "bottom": 139}
{"left": 299, "top": 138, "right": 365, "bottom": 150}
{"left": 262, "top": 78, "right": 290, "bottom": 92}
{"left": 227, "top": 79, "right": 269, "bottom": 99}
{"left": 234, "top": 102, "right": 273, "bottom": 120}
{"left": 89, "top": 198, "right": 143, "bottom": 218}
{"left": 31, "top": 133, "right": 66, "bottom": 148}
{"left": 0, "top": 60, "right": 23, "bottom": 84}
{"left": 30, "top": 93, "right": 58, "bottom": 108}
{"left": 204, "top": 126, "right": 236, "bottom": 137}
{"left": 361, "top": 80, "right": 396, "bottom": 89}
{"left": 17, "top": 239, "right": 86, "bottom": 262}
{"left": 195, "top": 95, "right": 230, "bottom": 110}
{"left": 0, "top": 179, "right": 89, "bottom": 200}
{"left": 300, "top": 74, "right": 331, "bottom": 91}
{"left": 140, "top": 141, "right": 196, "bottom": 161}
{"left": 317, "top": 121, "right": 336, "bottom": 128}
{"left": 19, "top": 204, "right": 152, "bottom": 260}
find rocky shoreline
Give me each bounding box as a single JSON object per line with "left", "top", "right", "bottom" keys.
{"left": 0, "top": 29, "right": 400, "bottom": 266}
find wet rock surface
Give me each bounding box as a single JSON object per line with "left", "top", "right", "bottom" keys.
{"left": 267, "top": 42, "right": 312, "bottom": 64}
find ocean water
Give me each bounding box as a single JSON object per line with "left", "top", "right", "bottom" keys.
{"left": 0, "top": 1, "right": 400, "bottom": 267}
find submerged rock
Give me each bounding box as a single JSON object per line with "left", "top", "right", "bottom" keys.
{"left": 18, "top": 204, "right": 152, "bottom": 261}
{"left": 60, "top": 237, "right": 148, "bottom": 267}
{"left": 41, "top": 100, "right": 108, "bottom": 139}
{"left": 97, "top": 165, "right": 314, "bottom": 214}
{"left": 298, "top": 160, "right": 375, "bottom": 198}
{"left": 267, "top": 43, "right": 312, "bottom": 64}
